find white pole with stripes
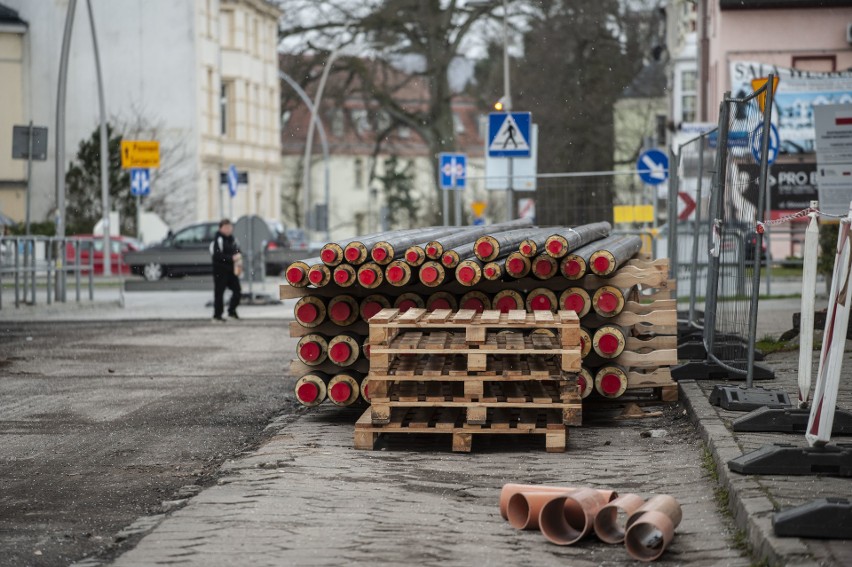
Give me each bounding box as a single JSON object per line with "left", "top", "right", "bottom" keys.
{"left": 797, "top": 202, "right": 820, "bottom": 407}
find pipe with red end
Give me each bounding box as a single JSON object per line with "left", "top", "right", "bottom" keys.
{"left": 361, "top": 341, "right": 371, "bottom": 360}
{"left": 625, "top": 495, "right": 683, "bottom": 562}
{"left": 594, "top": 365, "right": 629, "bottom": 398}
{"left": 543, "top": 222, "right": 612, "bottom": 259}
{"left": 577, "top": 367, "right": 594, "bottom": 398}
{"left": 327, "top": 373, "right": 362, "bottom": 406}
{"left": 588, "top": 234, "right": 643, "bottom": 277}
{"left": 526, "top": 287, "right": 558, "bottom": 312}
{"left": 359, "top": 294, "right": 391, "bottom": 322}
{"left": 561, "top": 235, "right": 627, "bottom": 280}
{"left": 297, "top": 334, "right": 329, "bottom": 366}
{"left": 370, "top": 227, "right": 470, "bottom": 266}
{"left": 327, "top": 295, "right": 359, "bottom": 326}
{"left": 419, "top": 261, "right": 446, "bottom": 288}
{"left": 357, "top": 262, "right": 384, "bottom": 289}
{"left": 473, "top": 227, "right": 553, "bottom": 262}
{"left": 455, "top": 259, "right": 483, "bottom": 287}
{"left": 531, "top": 254, "right": 558, "bottom": 280}
{"left": 518, "top": 236, "right": 547, "bottom": 258}
{"left": 559, "top": 287, "right": 591, "bottom": 318}
{"left": 360, "top": 377, "right": 371, "bottom": 404}
{"left": 426, "top": 291, "right": 458, "bottom": 312}
{"left": 593, "top": 324, "right": 627, "bottom": 358}
{"left": 505, "top": 252, "right": 531, "bottom": 278}
{"left": 459, "top": 291, "right": 491, "bottom": 313}
{"left": 307, "top": 264, "right": 331, "bottom": 287}
{"left": 385, "top": 260, "right": 412, "bottom": 287}
{"left": 440, "top": 242, "right": 474, "bottom": 269}
{"left": 393, "top": 293, "right": 425, "bottom": 312}
{"left": 482, "top": 260, "right": 503, "bottom": 281}
{"left": 425, "top": 218, "right": 533, "bottom": 260}
{"left": 539, "top": 487, "right": 614, "bottom": 546}
{"left": 578, "top": 327, "right": 592, "bottom": 358}
{"left": 404, "top": 245, "right": 427, "bottom": 267}
{"left": 594, "top": 493, "right": 645, "bottom": 544}
{"left": 493, "top": 290, "right": 525, "bottom": 313}
{"left": 294, "top": 373, "right": 329, "bottom": 407}
{"left": 332, "top": 264, "right": 357, "bottom": 287}
{"left": 327, "top": 333, "right": 362, "bottom": 367}
{"left": 338, "top": 227, "right": 431, "bottom": 266}
{"left": 592, "top": 285, "right": 628, "bottom": 318}
{"left": 285, "top": 258, "right": 320, "bottom": 287}
{"left": 319, "top": 243, "right": 344, "bottom": 267}
{"left": 294, "top": 296, "right": 327, "bottom": 328}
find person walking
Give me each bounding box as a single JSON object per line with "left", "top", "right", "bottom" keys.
{"left": 211, "top": 219, "right": 242, "bottom": 322}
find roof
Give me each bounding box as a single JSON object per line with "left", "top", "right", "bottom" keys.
{"left": 720, "top": 0, "right": 852, "bottom": 9}
{"left": 621, "top": 60, "right": 667, "bottom": 99}
{"left": 0, "top": 3, "right": 26, "bottom": 27}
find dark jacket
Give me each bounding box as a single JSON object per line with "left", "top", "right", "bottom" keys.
{"left": 211, "top": 231, "right": 240, "bottom": 272}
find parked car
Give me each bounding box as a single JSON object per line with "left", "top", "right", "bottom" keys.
{"left": 65, "top": 235, "right": 142, "bottom": 275}
{"left": 263, "top": 221, "right": 292, "bottom": 276}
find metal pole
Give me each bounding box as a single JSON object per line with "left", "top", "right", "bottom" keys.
{"left": 75, "top": 239, "right": 81, "bottom": 302}
{"left": 442, "top": 188, "right": 449, "bottom": 226}
{"left": 501, "top": 0, "right": 511, "bottom": 112}
{"left": 25, "top": 122, "right": 33, "bottom": 236}
{"left": 506, "top": 157, "right": 513, "bottom": 221}
{"left": 689, "top": 133, "right": 707, "bottom": 328}
{"left": 746, "top": 74, "right": 775, "bottom": 388}
{"left": 219, "top": 184, "right": 224, "bottom": 218}
{"left": 455, "top": 186, "right": 462, "bottom": 227}
{"left": 86, "top": 0, "right": 111, "bottom": 277}
{"left": 14, "top": 239, "right": 20, "bottom": 308}
{"left": 136, "top": 194, "right": 142, "bottom": 240}
{"left": 247, "top": 217, "right": 254, "bottom": 302}
{"left": 55, "top": 0, "right": 78, "bottom": 301}
{"left": 650, "top": 182, "right": 658, "bottom": 257}
{"left": 667, "top": 148, "right": 679, "bottom": 273}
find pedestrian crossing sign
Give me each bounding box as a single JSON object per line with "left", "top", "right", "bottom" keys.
{"left": 488, "top": 112, "right": 531, "bottom": 158}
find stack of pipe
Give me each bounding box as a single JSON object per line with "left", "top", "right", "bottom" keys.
{"left": 284, "top": 223, "right": 656, "bottom": 408}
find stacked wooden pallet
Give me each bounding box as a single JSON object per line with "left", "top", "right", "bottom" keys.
{"left": 354, "top": 307, "right": 582, "bottom": 453}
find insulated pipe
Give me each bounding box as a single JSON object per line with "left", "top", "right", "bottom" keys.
{"left": 294, "top": 296, "right": 327, "bottom": 328}
{"left": 505, "top": 252, "right": 531, "bottom": 278}
{"left": 559, "top": 287, "right": 591, "bottom": 318}
{"left": 594, "top": 365, "right": 629, "bottom": 399}
{"left": 394, "top": 293, "right": 424, "bottom": 312}
{"left": 594, "top": 493, "right": 646, "bottom": 544}
{"left": 327, "top": 295, "right": 359, "bottom": 326}
{"left": 539, "top": 487, "right": 617, "bottom": 546}
{"left": 327, "top": 333, "right": 362, "bottom": 367}
{"left": 460, "top": 291, "right": 491, "bottom": 312}
{"left": 404, "top": 245, "right": 427, "bottom": 267}
{"left": 321, "top": 229, "right": 396, "bottom": 266}
{"left": 531, "top": 254, "right": 558, "bottom": 280}
{"left": 493, "top": 290, "right": 525, "bottom": 313}
{"left": 297, "top": 334, "right": 329, "bottom": 366}
{"left": 526, "top": 288, "right": 558, "bottom": 312}
{"left": 474, "top": 228, "right": 553, "bottom": 262}
{"left": 589, "top": 234, "right": 643, "bottom": 277}
{"left": 578, "top": 367, "right": 594, "bottom": 398}
{"left": 357, "top": 262, "right": 384, "bottom": 289}
{"left": 294, "top": 373, "right": 329, "bottom": 407}
{"left": 285, "top": 257, "right": 322, "bottom": 287}
{"left": 426, "top": 291, "right": 458, "bottom": 311}
{"left": 544, "top": 222, "right": 612, "bottom": 259}
{"left": 332, "top": 264, "right": 357, "bottom": 287}
{"left": 456, "top": 259, "right": 483, "bottom": 287}
{"left": 592, "top": 285, "right": 629, "bottom": 318}
{"left": 578, "top": 327, "right": 592, "bottom": 358}
{"left": 362, "top": 341, "right": 371, "bottom": 360}
{"left": 624, "top": 495, "right": 683, "bottom": 562}
{"left": 593, "top": 324, "right": 627, "bottom": 358}
{"left": 483, "top": 259, "right": 503, "bottom": 281}
{"left": 441, "top": 242, "right": 475, "bottom": 269}
{"left": 371, "top": 227, "right": 468, "bottom": 266}
{"left": 519, "top": 234, "right": 548, "bottom": 258}
{"left": 307, "top": 263, "right": 331, "bottom": 287}
{"left": 385, "top": 260, "right": 413, "bottom": 287}
{"left": 327, "top": 373, "right": 361, "bottom": 406}
{"left": 561, "top": 234, "right": 628, "bottom": 280}
{"left": 425, "top": 218, "right": 533, "bottom": 260}
{"left": 341, "top": 227, "right": 430, "bottom": 266}
{"left": 419, "top": 261, "right": 447, "bottom": 287}
{"left": 360, "top": 377, "right": 371, "bottom": 403}
{"left": 359, "top": 294, "right": 391, "bottom": 322}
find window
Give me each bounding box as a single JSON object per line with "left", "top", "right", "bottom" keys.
{"left": 351, "top": 109, "right": 370, "bottom": 134}
{"left": 354, "top": 158, "right": 364, "bottom": 189}
{"left": 174, "top": 225, "right": 208, "bottom": 245}
{"left": 453, "top": 112, "right": 465, "bottom": 134}
{"left": 220, "top": 81, "right": 233, "bottom": 136}
{"left": 680, "top": 69, "right": 697, "bottom": 123}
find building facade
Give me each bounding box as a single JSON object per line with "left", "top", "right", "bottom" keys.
{"left": 0, "top": 4, "right": 27, "bottom": 222}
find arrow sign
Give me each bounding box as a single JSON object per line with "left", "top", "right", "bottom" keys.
{"left": 130, "top": 168, "right": 150, "bottom": 197}
{"left": 439, "top": 153, "right": 466, "bottom": 190}
{"left": 637, "top": 149, "right": 669, "bottom": 185}
{"left": 678, "top": 191, "right": 696, "bottom": 220}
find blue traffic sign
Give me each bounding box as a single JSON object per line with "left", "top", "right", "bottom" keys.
{"left": 636, "top": 149, "right": 669, "bottom": 186}
{"left": 488, "top": 112, "right": 531, "bottom": 158}
{"left": 439, "top": 153, "right": 467, "bottom": 190}
{"left": 750, "top": 123, "right": 779, "bottom": 166}
{"left": 130, "top": 168, "right": 150, "bottom": 197}
{"left": 472, "top": 217, "right": 485, "bottom": 226}
{"left": 227, "top": 164, "right": 238, "bottom": 198}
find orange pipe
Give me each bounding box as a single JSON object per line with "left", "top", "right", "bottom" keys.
{"left": 624, "top": 495, "right": 683, "bottom": 562}
{"left": 593, "top": 493, "right": 645, "bottom": 544}
{"left": 539, "top": 487, "right": 615, "bottom": 546}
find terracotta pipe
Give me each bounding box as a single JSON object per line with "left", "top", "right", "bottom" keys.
{"left": 624, "top": 495, "right": 683, "bottom": 562}
{"left": 594, "top": 493, "right": 645, "bottom": 544}
{"left": 507, "top": 491, "right": 575, "bottom": 530}
{"left": 459, "top": 291, "right": 491, "bottom": 312}
{"left": 539, "top": 487, "right": 615, "bottom": 546}
{"left": 499, "top": 484, "right": 580, "bottom": 520}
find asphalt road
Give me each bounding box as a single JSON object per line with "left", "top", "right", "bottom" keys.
{"left": 0, "top": 320, "right": 296, "bottom": 567}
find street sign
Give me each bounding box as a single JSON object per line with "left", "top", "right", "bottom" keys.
{"left": 636, "top": 149, "right": 669, "bottom": 185}
{"left": 227, "top": 165, "right": 238, "bottom": 198}
{"left": 438, "top": 153, "right": 466, "bottom": 190}
{"left": 613, "top": 205, "right": 654, "bottom": 224}
{"left": 471, "top": 201, "right": 486, "bottom": 217}
{"left": 120, "top": 140, "right": 160, "bottom": 169}
{"left": 750, "top": 123, "right": 779, "bottom": 166}
{"left": 472, "top": 217, "right": 485, "bottom": 226}
{"left": 130, "top": 168, "right": 150, "bottom": 197}
{"left": 485, "top": 124, "right": 538, "bottom": 191}
{"left": 814, "top": 104, "right": 852, "bottom": 215}
{"left": 219, "top": 170, "right": 249, "bottom": 184}
{"left": 518, "top": 198, "right": 535, "bottom": 220}
{"left": 488, "top": 112, "right": 531, "bottom": 158}
{"left": 678, "top": 192, "right": 696, "bottom": 220}
{"left": 751, "top": 76, "right": 780, "bottom": 113}
{"left": 12, "top": 125, "right": 48, "bottom": 161}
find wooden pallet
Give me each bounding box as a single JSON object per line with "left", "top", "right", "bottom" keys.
{"left": 354, "top": 406, "right": 569, "bottom": 452}
{"left": 367, "top": 353, "right": 572, "bottom": 380}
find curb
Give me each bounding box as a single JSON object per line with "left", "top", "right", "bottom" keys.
{"left": 678, "top": 380, "right": 819, "bottom": 567}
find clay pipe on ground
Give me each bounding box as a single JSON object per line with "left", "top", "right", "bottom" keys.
{"left": 593, "top": 493, "right": 645, "bottom": 544}
{"left": 538, "top": 487, "right": 617, "bottom": 545}
{"left": 624, "top": 495, "right": 683, "bottom": 562}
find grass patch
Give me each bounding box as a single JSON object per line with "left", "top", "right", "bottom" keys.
{"left": 761, "top": 266, "right": 804, "bottom": 279}
{"left": 756, "top": 334, "right": 798, "bottom": 355}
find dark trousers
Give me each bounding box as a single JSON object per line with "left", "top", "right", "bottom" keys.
{"left": 213, "top": 269, "right": 241, "bottom": 317}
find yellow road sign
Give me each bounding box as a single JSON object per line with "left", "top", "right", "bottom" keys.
{"left": 471, "top": 201, "right": 487, "bottom": 217}
{"left": 613, "top": 205, "right": 654, "bottom": 224}
{"left": 751, "top": 76, "right": 780, "bottom": 113}
{"left": 121, "top": 140, "right": 160, "bottom": 169}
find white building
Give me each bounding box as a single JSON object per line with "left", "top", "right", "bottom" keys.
{"left": 0, "top": 0, "right": 282, "bottom": 233}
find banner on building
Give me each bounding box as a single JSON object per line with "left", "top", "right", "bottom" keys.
{"left": 739, "top": 162, "right": 818, "bottom": 218}
{"left": 729, "top": 61, "right": 852, "bottom": 154}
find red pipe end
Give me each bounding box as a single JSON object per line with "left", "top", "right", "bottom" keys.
{"left": 535, "top": 260, "right": 553, "bottom": 277}
{"left": 485, "top": 266, "right": 496, "bottom": 278}
{"left": 387, "top": 265, "right": 405, "bottom": 283}
{"left": 333, "top": 268, "right": 350, "bottom": 284}
{"left": 329, "top": 301, "right": 352, "bottom": 323}
{"left": 598, "top": 332, "right": 620, "bottom": 355}
{"left": 406, "top": 250, "right": 420, "bottom": 263}
{"left": 329, "top": 342, "right": 352, "bottom": 363}
{"left": 547, "top": 240, "right": 563, "bottom": 255}
{"left": 344, "top": 246, "right": 360, "bottom": 262}
{"left": 372, "top": 246, "right": 388, "bottom": 262}
{"left": 430, "top": 298, "right": 450, "bottom": 310}
{"left": 458, "top": 266, "right": 476, "bottom": 283}
{"left": 321, "top": 248, "right": 337, "bottom": 263}
{"left": 329, "top": 381, "right": 351, "bottom": 402}
{"left": 593, "top": 256, "right": 611, "bottom": 274}
{"left": 297, "top": 382, "right": 319, "bottom": 404}
{"left": 397, "top": 299, "right": 416, "bottom": 312}
{"left": 363, "top": 383, "right": 370, "bottom": 400}
{"left": 462, "top": 298, "right": 485, "bottom": 312}
{"left": 580, "top": 335, "right": 587, "bottom": 351}
{"left": 578, "top": 375, "right": 588, "bottom": 396}
{"left": 521, "top": 243, "right": 533, "bottom": 255}
{"left": 421, "top": 266, "right": 439, "bottom": 283}
{"left": 364, "top": 344, "right": 371, "bottom": 358}
{"left": 299, "top": 341, "right": 321, "bottom": 362}
{"left": 362, "top": 301, "right": 383, "bottom": 321}
{"left": 296, "top": 303, "right": 318, "bottom": 324}
{"left": 442, "top": 254, "right": 455, "bottom": 267}
{"left": 495, "top": 296, "right": 518, "bottom": 313}
{"left": 600, "top": 373, "right": 622, "bottom": 396}
{"left": 564, "top": 259, "right": 581, "bottom": 277}
{"left": 563, "top": 293, "right": 586, "bottom": 313}
{"left": 597, "top": 291, "right": 619, "bottom": 313}
{"left": 508, "top": 257, "right": 525, "bottom": 275}
{"left": 286, "top": 266, "right": 305, "bottom": 284}
{"left": 476, "top": 241, "right": 494, "bottom": 258}
{"left": 426, "top": 245, "right": 438, "bottom": 257}
{"left": 530, "top": 294, "right": 552, "bottom": 311}
{"left": 308, "top": 268, "right": 325, "bottom": 284}
{"left": 359, "top": 268, "right": 377, "bottom": 286}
